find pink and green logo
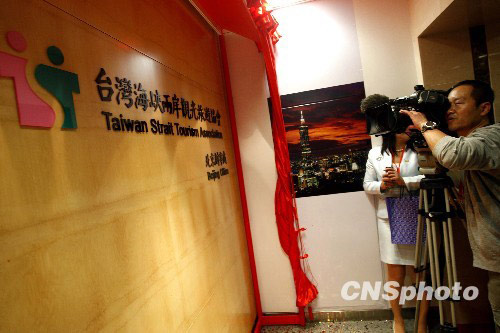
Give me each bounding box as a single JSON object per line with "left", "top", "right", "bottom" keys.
{"left": 0, "top": 31, "right": 80, "bottom": 128}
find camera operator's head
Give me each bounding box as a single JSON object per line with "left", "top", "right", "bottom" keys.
{"left": 447, "top": 80, "right": 495, "bottom": 136}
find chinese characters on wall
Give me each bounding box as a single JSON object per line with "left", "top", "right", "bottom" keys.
{"left": 96, "top": 68, "right": 223, "bottom": 138}
{"left": 206, "top": 151, "right": 229, "bottom": 181}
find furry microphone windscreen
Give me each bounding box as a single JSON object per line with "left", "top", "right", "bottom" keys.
{"left": 360, "top": 94, "right": 390, "bottom": 113}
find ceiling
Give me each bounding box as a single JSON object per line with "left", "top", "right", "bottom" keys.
{"left": 421, "top": 0, "right": 500, "bottom": 37}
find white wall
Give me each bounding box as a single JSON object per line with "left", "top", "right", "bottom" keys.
{"left": 352, "top": 0, "right": 421, "bottom": 146}
{"left": 226, "top": 0, "right": 422, "bottom": 313}
{"left": 224, "top": 32, "right": 297, "bottom": 313}
{"left": 273, "top": 0, "right": 384, "bottom": 311}
{"left": 353, "top": 0, "right": 421, "bottom": 97}
{"left": 296, "top": 193, "right": 385, "bottom": 310}
{"left": 273, "top": 0, "right": 364, "bottom": 95}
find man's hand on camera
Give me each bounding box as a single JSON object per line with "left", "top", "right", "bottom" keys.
{"left": 399, "top": 109, "right": 448, "bottom": 151}
{"left": 399, "top": 109, "right": 427, "bottom": 130}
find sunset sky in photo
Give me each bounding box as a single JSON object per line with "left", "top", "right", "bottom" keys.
{"left": 283, "top": 94, "right": 371, "bottom": 159}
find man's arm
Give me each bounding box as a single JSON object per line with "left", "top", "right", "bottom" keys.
{"left": 431, "top": 134, "right": 499, "bottom": 170}
{"left": 400, "top": 110, "right": 500, "bottom": 170}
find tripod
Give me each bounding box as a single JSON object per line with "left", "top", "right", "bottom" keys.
{"left": 413, "top": 147, "right": 464, "bottom": 333}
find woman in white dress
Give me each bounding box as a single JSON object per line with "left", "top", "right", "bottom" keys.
{"left": 363, "top": 128, "right": 429, "bottom": 333}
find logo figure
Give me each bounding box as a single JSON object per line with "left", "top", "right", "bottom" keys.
{"left": 0, "top": 31, "right": 54, "bottom": 127}
{"left": 35, "top": 46, "right": 80, "bottom": 129}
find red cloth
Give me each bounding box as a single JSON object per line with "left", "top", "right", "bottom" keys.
{"left": 257, "top": 30, "right": 318, "bottom": 307}
{"left": 190, "top": 0, "right": 260, "bottom": 42}
{"left": 192, "top": 0, "right": 318, "bottom": 307}
{"left": 249, "top": 0, "right": 317, "bottom": 307}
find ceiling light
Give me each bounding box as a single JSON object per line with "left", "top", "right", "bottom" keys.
{"left": 265, "top": 0, "right": 317, "bottom": 11}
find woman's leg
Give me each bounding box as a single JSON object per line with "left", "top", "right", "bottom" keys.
{"left": 417, "top": 297, "right": 430, "bottom": 333}
{"left": 408, "top": 265, "right": 430, "bottom": 332}
{"left": 408, "top": 266, "right": 430, "bottom": 333}
{"left": 387, "top": 263, "right": 406, "bottom": 333}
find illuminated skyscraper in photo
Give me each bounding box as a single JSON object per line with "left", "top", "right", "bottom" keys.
{"left": 299, "top": 110, "right": 311, "bottom": 162}
{"left": 298, "top": 111, "right": 318, "bottom": 190}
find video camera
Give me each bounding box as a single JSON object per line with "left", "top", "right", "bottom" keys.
{"left": 365, "top": 85, "right": 450, "bottom": 137}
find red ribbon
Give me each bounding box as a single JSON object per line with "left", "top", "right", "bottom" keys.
{"left": 248, "top": 0, "right": 318, "bottom": 308}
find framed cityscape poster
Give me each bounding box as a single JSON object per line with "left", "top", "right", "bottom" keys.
{"left": 276, "top": 82, "right": 371, "bottom": 198}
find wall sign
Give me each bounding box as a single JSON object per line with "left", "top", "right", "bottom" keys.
{"left": 0, "top": 31, "right": 223, "bottom": 141}
{"left": 96, "top": 67, "right": 223, "bottom": 139}
{"left": 205, "top": 151, "right": 229, "bottom": 181}
{"left": 1, "top": 29, "right": 227, "bottom": 185}
{"left": 0, "top": 31, "right": 79, "bottom": 128}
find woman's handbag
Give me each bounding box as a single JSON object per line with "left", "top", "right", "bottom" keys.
{"left": 386, "top": 192, "right": 426, "bottom": 245}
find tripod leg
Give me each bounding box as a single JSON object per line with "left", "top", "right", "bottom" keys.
{"left": 445, "top": 188, "right": 459, "bottom": 286}
{"left": 414, "top": 190, "right": 424, "bottom": 333}
{"left": 416, "top": 229, "right": 430, "bottom": 332}
{"left": 442, "top": 216, "right": 456, "bottom": 327}
{"left": 414, "top": 175, "right": 462, "bottom": 332}
{"left": 428, "top": 189, "right": 445, "bottom": 326}
{"left": 415, "top": 190, "right": 425, "bottom": 273}
{"left": 413, "top": 239, "right": 429, "bottom": 332}
{"left": 422, "top": 190, "right": 440, "bottom": 324}
{"left": 443, "top": 188, "right": 458, "bottom": 327}
{"left": 423, "top": 189, "right": 436, "bottom": 291}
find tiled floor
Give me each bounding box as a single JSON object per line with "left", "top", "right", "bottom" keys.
{"left": 261, "top": 319, "right": 417, "bottom": 332}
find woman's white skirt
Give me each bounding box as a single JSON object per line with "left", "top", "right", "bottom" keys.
{"left": 377, "top": 217, "right": 416, "bottom": 265}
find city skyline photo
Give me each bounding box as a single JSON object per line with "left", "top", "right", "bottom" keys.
{"left": 277, "top": 82, "right": 371, "bottom": 197}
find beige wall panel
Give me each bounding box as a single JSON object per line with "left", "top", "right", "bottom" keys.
{"left": 407, "top": 0, "right": 454, "bottom": 83}
{"left": 0, "top": 0, "right": 255, "bottom": 331}
{"left": 408, "top": 0, "right": 454, "bottom": 37}
{"left": 418, "top": 29, "right": 474, "bottom": 90}
{"left": 409, "top": 0, "right": 500, "bottom": 93}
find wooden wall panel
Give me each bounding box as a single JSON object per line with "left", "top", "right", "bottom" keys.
{"left": 46, "top": 0, "right": 225, "bottom": 96}
{"left": 0, "top": 0, "right": 255, "bottom": 331}
{"left": 418, "top": 29, "right": 474, "bottom": 90}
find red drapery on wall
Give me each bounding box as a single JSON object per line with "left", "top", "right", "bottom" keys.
{"left": 189, "top": 0, "right": 260, "bottom": 42}
{"left": 191, "top": 0, "right": 317, "bottom": 308}
{"left": 248, "top": 1, "right": 317, "bottom": 308}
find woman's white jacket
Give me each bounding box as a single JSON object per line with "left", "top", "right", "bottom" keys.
{"left": 363, "top": 147, "right": 423, "bottom": 219}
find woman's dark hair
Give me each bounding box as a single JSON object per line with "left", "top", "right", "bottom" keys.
{"left": 381, "top": 133, "right": 396, "bottom": 156}
{"left": 381, "top": 133, "right": 415, "bottom": 156}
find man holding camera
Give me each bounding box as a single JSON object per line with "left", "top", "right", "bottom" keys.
{"left": 401, "top": 80, "right": 500, "bottom": 331}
